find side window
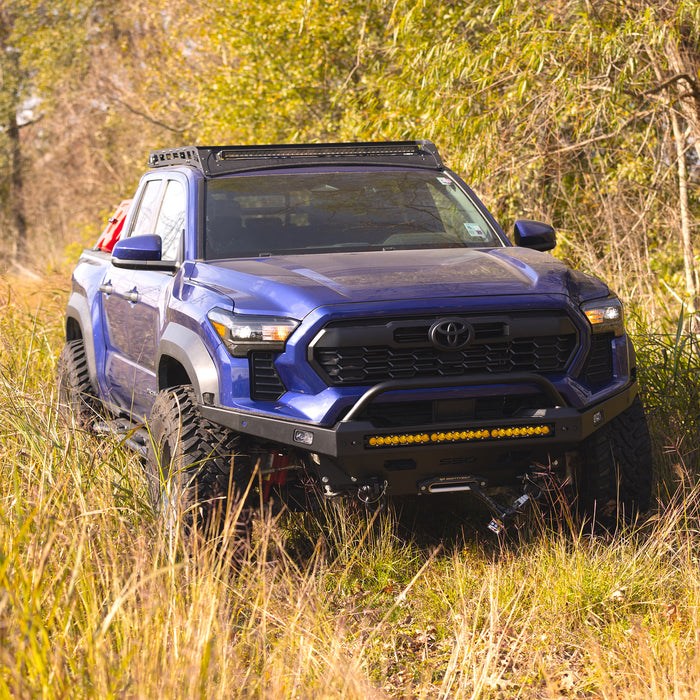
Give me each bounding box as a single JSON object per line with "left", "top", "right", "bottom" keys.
{"left": 155, "top": 180, "right": 186, "bottom": 261}
{"left": 129, "top": 180, "right": 163, "bottom": 238}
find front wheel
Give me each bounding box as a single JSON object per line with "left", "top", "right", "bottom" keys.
{"left": 146, "top": 385, "right": 249, "bottom": 532}
{"left": 578, "top": 395, "right": 653, "bottom": 524}
{"left": 57, "top": 339, "right": 98, "bottom": 429}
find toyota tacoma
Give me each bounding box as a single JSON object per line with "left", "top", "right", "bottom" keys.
{"left": 59, "top": 141, "right": 653, "bottom": 531}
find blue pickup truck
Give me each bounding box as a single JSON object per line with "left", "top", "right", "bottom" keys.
{"left": 59, "top": 141, "right": 652, "bottom": 530}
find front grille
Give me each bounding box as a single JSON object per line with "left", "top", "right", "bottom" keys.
{"left": 250, "top": 352, "right": 286, "bottom": 400}
{"left": 315, "top": 337, "right": 576, "bottom": 385}
{"left": 582, "top": 333, "right": 614, "bottom": 386}
{"left": 310, "top": 311, "right": 578, "bottom": 387}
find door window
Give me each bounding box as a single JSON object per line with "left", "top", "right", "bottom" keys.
{"left": 155, "top": 180, "right": 186, "bottom": 261}
{"left": 129, "top": 179, "right": 163, "bottom": 238}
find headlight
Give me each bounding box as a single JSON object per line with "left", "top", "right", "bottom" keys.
{"left": 208, "top": 308, "right": 299, "bottom": 357}
{"left": 580, "top": 296, "right": 624, "bottom": 336}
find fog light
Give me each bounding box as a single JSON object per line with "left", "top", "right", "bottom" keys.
{"left": 293, "top": 429, "right": 314, "bottom": 446}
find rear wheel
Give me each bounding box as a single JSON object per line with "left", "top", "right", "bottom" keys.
{"left": 146, "top": 385, "right": 251, "bottom": 534}
{"left": 57, "top": 339, "right": 98, "bottom": 429}
{"left": 578, "top": 395, "right": 653, "bottom": 524}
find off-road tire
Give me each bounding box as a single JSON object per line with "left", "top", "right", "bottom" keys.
{"left": 579, "top": 395, "right": 653, "bottom": 524}
{"left": 57, "top": 339, "right": 98, "bottom": 429}
{"left": 146, "top": 385, "right": 250, "bottom": 533}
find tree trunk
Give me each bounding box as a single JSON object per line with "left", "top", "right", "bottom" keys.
{"left": 665, "top": 38, "right": 700, "bottom": 163}
{"left": 650, "top": 44, "right": 699, "bottom": 322}
{"left": 669, "top": 106, "right": 698, "bottom": 317}
{"left": 0, "top": 7, "right": 28, "bottom": 265}
{"left": 7, "top": 109, "right": 27, "bottom": 263}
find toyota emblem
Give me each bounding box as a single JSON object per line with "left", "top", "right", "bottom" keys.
{"left": 429, "top": 318, "right": 472, "bottom": 351}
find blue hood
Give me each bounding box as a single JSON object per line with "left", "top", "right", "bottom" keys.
{"left": 192, "top": 247, "right": 609, "bottom": 318}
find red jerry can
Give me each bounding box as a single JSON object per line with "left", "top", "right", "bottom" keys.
{"left": 95, "top": 199, "right": 132, "bottom": 253}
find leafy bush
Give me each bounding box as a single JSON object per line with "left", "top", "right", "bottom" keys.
{"left": 634, "top": 311, "right": 700, "bottom": 486}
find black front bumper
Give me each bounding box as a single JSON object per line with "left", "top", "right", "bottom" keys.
{"left": 200, "top": 374, "right": 638, "bottom": 494}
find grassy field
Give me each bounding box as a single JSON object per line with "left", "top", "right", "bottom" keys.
{"left": 2, "top": 275, "right": 700, "bottom": 699}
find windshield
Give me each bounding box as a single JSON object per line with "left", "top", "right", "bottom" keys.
{"left": 204, "top": 170, "right": 504, "bottom": 259}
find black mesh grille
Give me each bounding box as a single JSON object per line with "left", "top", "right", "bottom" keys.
{"left": 250, "top": 352, "right": 286, "bottom": 400}
{"left": 582, "top": 333, "right": 614, "bottom": 386}
{"left": 315, "top": 334, "right": 577, "bottom": 385}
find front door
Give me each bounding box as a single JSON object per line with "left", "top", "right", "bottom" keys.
{"left": 101, "top": 177, "right": 187, "bottom": 418}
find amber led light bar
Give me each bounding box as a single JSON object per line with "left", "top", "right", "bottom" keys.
{"left": 366, "top": 424, "right": 553, "bottom": 448}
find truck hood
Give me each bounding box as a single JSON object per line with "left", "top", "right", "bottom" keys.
{"left": 192, "top": 247, "right": 610, "bottom": 318}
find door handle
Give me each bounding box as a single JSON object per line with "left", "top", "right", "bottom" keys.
{"left": 99, "top": 282, "right": 138, "bottom": 303}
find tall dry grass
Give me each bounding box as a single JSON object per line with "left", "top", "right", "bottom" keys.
{"left": 2, "top": 274, "right": 700, "bottom": 699}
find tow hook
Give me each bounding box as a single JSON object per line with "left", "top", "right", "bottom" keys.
{"left": 468, "top": 475, "right": 543, "bottom": 535}
{"left": 416, "top": 473, "right": 543, "bottom": 533}
{"left": 357, "top": 477, "right": 388, "bottom": 510}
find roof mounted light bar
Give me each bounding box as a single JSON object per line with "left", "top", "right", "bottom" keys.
{"left": 215, "top": 143, "right": 431, "bottom": 160}
{"left": 148, "top": 140, "right": 444, "bottom": 176}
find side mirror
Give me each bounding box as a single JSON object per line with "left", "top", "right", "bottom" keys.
{"left": 112, "top": 234, "right": 177, "bottom": 271}
{"left": 513, "top": 220, "right": 556, "bottom": 252}
{"left": 112, "top": 234, "right": 162, "bottom": 261}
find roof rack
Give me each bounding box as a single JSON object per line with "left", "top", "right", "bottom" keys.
{"left": 148, "top": 140, "right": 444, "bottom": 176}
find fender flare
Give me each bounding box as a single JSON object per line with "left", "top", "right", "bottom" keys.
{"left": 157, "top": 324, "right": 220, "bottom": 404}
{"left": 65, "top": 291, "right": 99, "bottom": 392}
